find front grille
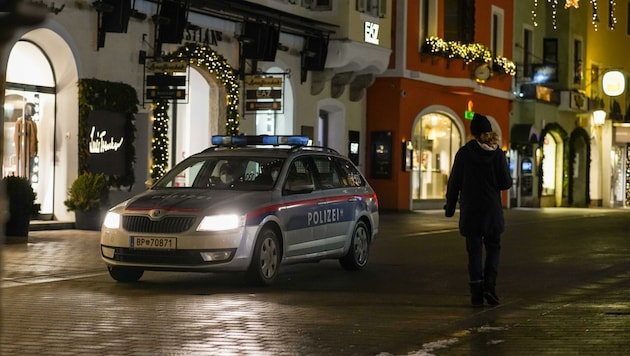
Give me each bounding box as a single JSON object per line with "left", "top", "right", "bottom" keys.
{"left": 113, "top": 248, "right": 205, "bottom": 265}
{"left": 122, "top": 215, "right": 197, "bottom": 233}
{"left": 111, "top": 248, "right": 235, "bottom": 265}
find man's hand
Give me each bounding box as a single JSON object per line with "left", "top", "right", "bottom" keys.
{"left": 444, "top": 204, "right": 455, "bottom": 218}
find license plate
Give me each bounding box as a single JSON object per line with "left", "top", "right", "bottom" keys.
{"left": 131, "top": 236, "right": 177, "bottom": 250}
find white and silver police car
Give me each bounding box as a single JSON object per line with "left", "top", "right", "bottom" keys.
{"left": 100, "top": 135, "right": 379, "bottom": 285}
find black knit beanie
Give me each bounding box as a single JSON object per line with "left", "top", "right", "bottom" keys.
{"left": 470, "top": 113, "right": 492, "bottom": 136}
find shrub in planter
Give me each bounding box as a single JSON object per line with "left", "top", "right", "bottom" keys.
{"left": 64, "top": 172, "right": 110, "bottom": 230}
{"left": 3, "top": 175, "right": 37, "bottom": 239}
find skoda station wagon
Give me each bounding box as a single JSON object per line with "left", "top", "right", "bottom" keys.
{"left": 100, "top": 135, "right": 379, "bottom": 285}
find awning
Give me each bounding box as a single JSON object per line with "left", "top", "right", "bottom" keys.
{"left": 511, "top": 124, "right": 540, "bottom": 144}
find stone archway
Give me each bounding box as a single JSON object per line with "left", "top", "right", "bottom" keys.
{"left": 150, "top": 43, "right": 240, "bottom": 179}
{"left": 539, "top": 123, "right": 569, "bottom": 207}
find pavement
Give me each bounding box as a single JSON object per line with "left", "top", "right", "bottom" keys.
{"left": 1, "top": 209, "right": 630, "bottom": 355}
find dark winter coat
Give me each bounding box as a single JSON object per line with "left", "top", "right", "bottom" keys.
{"left": 444, "top": 139, "right": 512, "bottom": 237}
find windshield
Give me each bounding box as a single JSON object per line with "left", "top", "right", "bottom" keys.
{"left": 155, "top": 156, "right": 285, "bottom": 191}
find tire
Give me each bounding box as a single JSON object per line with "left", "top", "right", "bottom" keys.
{"left": 247, "top": 227, "right": 281, "bottom": 286}
{"left": 107, "top": 266, "right": 144, "bottom": 282}
{"left": 339, "top": 220, "right": 370, "bottom": 270}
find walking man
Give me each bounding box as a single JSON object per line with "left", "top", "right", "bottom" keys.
{"left": 444, "top": 113, "right": 512, "bottom": 307}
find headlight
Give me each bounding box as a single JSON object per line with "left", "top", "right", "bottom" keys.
{"left": 102, "top": 212, "right": 121, "bottom": 229}
{"left": 197, "top": 214, "right": 244, "bottom": 231}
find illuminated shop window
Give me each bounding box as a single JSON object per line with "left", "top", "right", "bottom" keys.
{"left": 412, "top": 113, "right": 461, "bottom": 200}
{"left": 542, "top": 133, "right": 557, "bottom": 196}
{"left": 4, "top": 40, "right": 55, "bottom": 216}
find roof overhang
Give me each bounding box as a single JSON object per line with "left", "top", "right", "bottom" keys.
{"left": 188, "top": 0, "right": 338, "bottom": 37}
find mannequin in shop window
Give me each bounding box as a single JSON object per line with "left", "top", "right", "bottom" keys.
{"left": 14, "top": 102, "right": 38, "bottom": 178}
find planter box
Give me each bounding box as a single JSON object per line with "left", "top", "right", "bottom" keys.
{"left": 74, "top": 209, "right": 104, "bottom": 231}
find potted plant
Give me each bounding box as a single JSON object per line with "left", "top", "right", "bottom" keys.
{"left": 64, "top": 172, "right": 110, "bottom": 230}
{"left": 3, "top": 175, "right": 37, "bottom": 241}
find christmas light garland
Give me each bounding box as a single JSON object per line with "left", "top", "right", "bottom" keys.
{"left": 423, "top": 37, "right": 517, "bottom": 76}
{"left": 150, "top": 43, "right": 240, "bottom": 180}
{"left": 530, "top": 0, "right": 612, "bottom": 32}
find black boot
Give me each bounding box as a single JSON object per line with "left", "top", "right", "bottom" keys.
{"left": 469, "top": 281, "right": 484, "bottom": 307}
{"left": 484, "top": 276, "right": 500, "bottom": 305}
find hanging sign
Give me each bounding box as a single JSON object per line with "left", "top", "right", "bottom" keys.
{"left": 244, "top": 74, "right": 284, "bottom": 113}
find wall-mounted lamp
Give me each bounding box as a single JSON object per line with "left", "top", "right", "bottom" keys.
{"left": 593, "top": 109, "right": 607, "bottom": 126}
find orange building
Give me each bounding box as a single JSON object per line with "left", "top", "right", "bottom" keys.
{"left": 366, "top": 0, "right": 515, "bottom": 211}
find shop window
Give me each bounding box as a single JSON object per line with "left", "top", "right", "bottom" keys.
{"left": 303, "top": 0, "right": 332, "bottom": 11}
{"left": 444, "top": 0, "right": 474, "bottom": 43}
{"left": 411, "top": 113, "right": 461, "bottom": 200}
{"left": 4, "top": 40, "right": 56, "bottom": 217}
{"left": 419, "top": 0, "right": 438, "bottom": 48}
{"left": 491, "top": 6, "right": 504, "bottom": 57}
{"left": 542, "top": 133, "right": 557, "bottom": 196}
{"left": 356, "top": 0, "right": 386, "bottom": 17}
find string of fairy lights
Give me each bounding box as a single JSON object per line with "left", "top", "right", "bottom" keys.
{"left": 424, "top": 37, "right": 517, "bottom": 76}
{"left": 531, "top": 0, "right": 617, "bottom": 31}
{"left": 150, "top": 43, "right": 240, "bottom": 179}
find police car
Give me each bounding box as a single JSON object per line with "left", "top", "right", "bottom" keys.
{"left": 100, "top": 135, "right": 379, "bottom": 285}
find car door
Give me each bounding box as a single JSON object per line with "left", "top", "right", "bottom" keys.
{"left": 277, "top": 156, "right": 325, "bottom": 258}
{"left": 312, "top": 155, "right": 362, "bottom": 252}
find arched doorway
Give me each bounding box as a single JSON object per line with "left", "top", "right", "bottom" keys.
{"left": 411, "top": 111, "right": 463, "bottom": 209}
{"left": 318, "top": 99, "right": 345, "bottom": 154}
{"left": 151, "top": 43, "right": 238, "bottom": 179}
{"left": 540, "top": 124, "right": 568, "bottom": 207}
{"left": 254, "top": 66, "right": 293, "bottom": 136}
{"left": 569, "top": 127, "right": 590, "bottom": 207}
{"left": 173, "top": 66, "right": 223, "bottom": 165}
{"left": 5, "top": 40, "right": 55, "bottom": 217}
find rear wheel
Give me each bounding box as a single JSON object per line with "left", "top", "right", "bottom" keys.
{"left": 107, "top": 266, "right": 144, "bottom": 282}
{"left": 247, "top": 227, "right": 281, "bottom": 286}
{"left": 339, "top": 221, "right": 370, "bottom": 270}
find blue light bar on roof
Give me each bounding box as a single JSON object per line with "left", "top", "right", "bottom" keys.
{"left": 261, "top": 135, "right": 309, "bottom": 146}
{"left": 211, "top": 135, "right": 310, "bottom": 147}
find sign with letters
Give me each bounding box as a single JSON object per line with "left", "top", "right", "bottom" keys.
{"left": 244, "top": 74, "right": 284, "bottom": 113}
{"left": 86, "top": 110, "right": 127, "bottom": 176}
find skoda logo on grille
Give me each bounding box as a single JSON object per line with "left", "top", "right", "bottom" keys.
{"left": 148, "top": 209, "right": 165, "bottom": 220}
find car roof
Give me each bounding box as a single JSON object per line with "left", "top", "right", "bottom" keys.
{"left": 193, "top": 135, "right": 344, "bottom": 159}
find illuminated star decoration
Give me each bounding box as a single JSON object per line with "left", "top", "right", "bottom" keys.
{"left": 565, "top": 0, "right": 579, "bottom": 8}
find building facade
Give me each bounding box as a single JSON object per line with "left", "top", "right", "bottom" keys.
{"left": 1, "top": 0, "right": 392, "bottom": 222}
{"left": 366, "top": 0, "right": 515, "bottom": 211}
{"left": 511, "top": 1, "right": 630, "bottom": 209}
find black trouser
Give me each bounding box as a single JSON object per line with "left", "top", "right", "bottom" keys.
{"left": 465, "top": 233, "right": 501, "bottom": 285}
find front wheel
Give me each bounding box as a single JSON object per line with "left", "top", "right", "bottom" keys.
{"left": 246, "top": 227, "right": 281, "bottom": 286}
{"left": 107, "top": 266, "right": 144, "bottom": 282}
{"left": 339, "top": 221, "right": 370, "bottom": 270}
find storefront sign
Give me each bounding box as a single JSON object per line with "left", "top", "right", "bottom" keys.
{"left": 245, "top": 76, "right": 283, "bottom": 88}
{"left": 146, "top": 60, "right": 187, "bottom": 74}
{"left": 364, "top": 22, "right": 380, "bottom": 45}
{"left": 371, "top": 131, "right": 392, "bottom": 179}
{"left": 86, "top": 110, "right": 127, "bottom": 176}
{"left": 244, "top": 74, "right": 284, "bottom": 113}
{"left": 146, "top": 88, "right": 186, "bottom": 100}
